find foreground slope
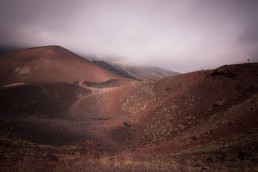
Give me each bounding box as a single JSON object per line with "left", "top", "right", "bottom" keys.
{"left": 0, "top": 46, "right": 120, "bottom": 86}
{"left": 117, "top": 63, "right": 258, "bottom": 171}
{"left": 0, "top": 63, "right": 258, "bottom": 171}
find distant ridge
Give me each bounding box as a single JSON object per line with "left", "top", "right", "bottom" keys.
{"left": 90, "top": 56, "right": 179, "bottom": 80}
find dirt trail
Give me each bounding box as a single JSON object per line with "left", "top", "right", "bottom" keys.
{"left": 67, "top": 82, "right": 124, "bottom": 148}
{"left": 69, "top": 81, "right": 116, "bottom": 113}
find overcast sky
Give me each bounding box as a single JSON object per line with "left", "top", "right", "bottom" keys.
{"left": 1, "top": 0, "right": 258, "bottom": 72}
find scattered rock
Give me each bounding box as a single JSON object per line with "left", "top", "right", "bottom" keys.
{"left": 123, "top": 122, "right": 132, "bottom": 128}
{"left": 207, "top": 157, "right": 215, "bottom": 163}
{"left": 213, "top": 100, "right": 225, "bottom": 107}
{"left": 192, "top": 136, "right": 198, "bottom": 140}
{"left": 202, "top": 166, "right": 210, "bottom": 170}
{"left": 211, "top": 67, "right": 236, "bottom": 79}
{"left": 238, "top": 150, "right": 249, "bottom": 160}
{"left": 45, "top": 153, "right": 59, "bottom": 161}
{"left": 235, "top": 83, "right": 241, "bottom": 90}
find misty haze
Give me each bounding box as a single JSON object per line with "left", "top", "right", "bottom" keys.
{"left": 0, "top": 0, "right": 258, "bottom": 171}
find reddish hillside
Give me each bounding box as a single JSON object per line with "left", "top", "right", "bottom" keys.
{"left": 67, "top": 63, "right": 258, "bottom": 171}
{"left": 0, "top": 63, "right": 257, "bottom": 171}
{"left": 0, "top": 46, "right": 120, "bottom": 85}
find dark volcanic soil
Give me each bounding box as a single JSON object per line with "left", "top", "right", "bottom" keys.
{"left": 0, "top": 63, "right": 258, "bottom": 171}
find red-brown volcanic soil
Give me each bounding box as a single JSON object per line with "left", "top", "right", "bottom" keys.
{"left": 0, "top": 46, "right": 120, "bottom": 86}
{"left": 0, "top": 61, "right": 258, "bottom": 171}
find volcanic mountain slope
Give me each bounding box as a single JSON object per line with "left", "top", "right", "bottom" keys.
{"left": 91, "top": 56, "right": 179, "bottom": 80}
{"left": 0, "top": 46, "right": 120, "bottom": 86}
{"left": 0, "top": 63, "right": 258, "bottom": 171}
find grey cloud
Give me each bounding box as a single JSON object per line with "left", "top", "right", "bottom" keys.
{"left": 0, "top": 0, "right": 258, "bottom": 72}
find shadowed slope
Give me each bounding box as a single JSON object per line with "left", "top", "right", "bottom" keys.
{"left": 0, "top": 82, "right": 95, "bottom": 145}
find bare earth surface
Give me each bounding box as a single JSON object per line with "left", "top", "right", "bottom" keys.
{"left": 0, "top": 59, "right": 258, "bottom": 171}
